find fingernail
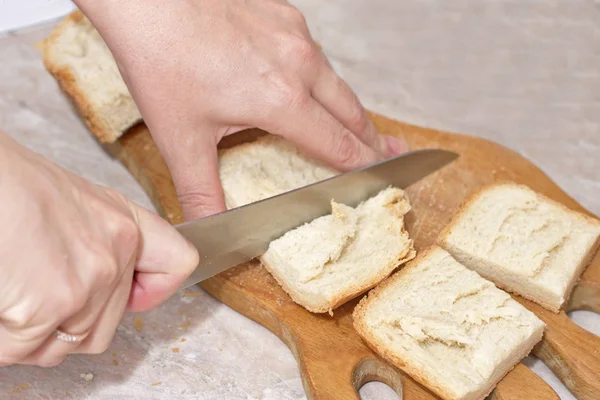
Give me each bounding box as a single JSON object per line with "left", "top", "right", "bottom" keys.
{"left": 385, "top": 136, "right": 409, "bottom": 156}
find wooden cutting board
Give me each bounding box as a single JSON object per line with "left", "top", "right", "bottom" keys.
{"left": 106, "top": 111, "right": 600, "bottom": 400}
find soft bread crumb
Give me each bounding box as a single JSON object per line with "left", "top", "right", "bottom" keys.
{"left": 218, "top": 135, "right": 338, "bottom": 209}
{"left": 353, "top": 246, "right": 545, "bottom": 400}
{"left": 9, "top": 383, "right": 31, "bottom": 393}
{"left": 80, "top": 373, "right": 94, "bottom": 382}
{"left": 439, "top": 182, "right": 600, "bottom": 312}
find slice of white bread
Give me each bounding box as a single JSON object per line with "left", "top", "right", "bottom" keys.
{"left": 262, "top": 187, "right": 415, "bottom": 313}
{"left": 353, "top": 246, "right": 545, "bottom": 400}
{"left": 218, "top": 134, "right": 339, "bottom": 209}
{"left": 218, "top": 135, "right": 416, "bottom": 313}
{"left": 42, "top": 11, "right": 141, "bottom": 143}
{"left": 438, "top": 182, "right": 600, "bottom": 312}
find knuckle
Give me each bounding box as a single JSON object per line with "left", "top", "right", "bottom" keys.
{"left": 282, "top": 5, "right": 308, "bottom": 26}
{"left": 105, "top": 211, "right": 140, "bottom": 249}
{"left": 3, "top": 301, "right": 38, "bottom": 331}
{"left": 287, "top": 36, "right": 318, "bottom": 66}
{"left": 344, "top": 95, "right": 369, "bottom": 133}
{"left": 93, "top": 255, "right": 120, "bottom": 287}
{"left": 334, "top": 133, "right": 364, "bottom": 168}
{"left": 178, "top": 189, "right": 223, "bottom": 219}
{"left": 267, "top": 74, "right": 309, "bottom": 112}
{"left": 55, "top": 282, "right": 87, "bottom": 318}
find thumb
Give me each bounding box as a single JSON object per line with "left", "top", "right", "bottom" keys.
{"left": 126, "top": 204, "right": 199, "bottom": 312}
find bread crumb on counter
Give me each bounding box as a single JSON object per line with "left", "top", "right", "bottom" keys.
{"left": 133, "top": 316, "right": 144, "bottom": 332}
{"left": 9, "top": 383, "right": 31, "bottom": 393}
{"left": 80, "top": 373, "right": 94, "bottom": 382}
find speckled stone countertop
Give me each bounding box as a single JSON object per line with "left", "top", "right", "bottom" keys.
{"left": 0, "top": 1, "right": 598, "bottom": 399}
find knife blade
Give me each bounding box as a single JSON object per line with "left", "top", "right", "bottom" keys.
{"left": 177, "top": 148, "right": 458, "bottom": 288}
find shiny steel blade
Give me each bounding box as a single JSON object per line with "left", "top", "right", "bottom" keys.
{"left": 177, "top": 148, "right": 458, "bottom": 288}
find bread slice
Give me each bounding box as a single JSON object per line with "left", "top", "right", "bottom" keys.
{"left": 438, "top": 182, "right": 600, "bottom": 312}
{"left": 218, "top": 134, "right": 339, "bottom": 209}
{"left": 262, "top": 186, "right": 415, "bottom": 313}
{"left": 42, "top": 11, "right": 141, "bottom": 143}
{"left": 218, "top": 135, "right": 416, "bottom": 313}
{"left": 353, "top": 246, "right": 545, "bottom": 400}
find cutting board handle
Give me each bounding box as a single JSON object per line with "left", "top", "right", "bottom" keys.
{"left": 525, "top": 251, "right": 600, "bottom": 400}
{"left": 531, "top": 311, "right": 600, "bottom": 400}
{"left": 567, "top": 253, "right": 600, "bottom": 313}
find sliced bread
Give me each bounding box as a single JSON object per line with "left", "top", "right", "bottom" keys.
{"left": 353, "top": 246, "right": 545, "bottom": 400}
{"left": 42, "top": 11, "right": 141, "bottom": 143}
{"left": 438, "top": 182, "right": 600, "bottom": 312}
{"left": 262, "top": 186, "right": 415, "bottom": 313}
{"left": 218, "top": 135, "right": 415, "bottom": 313}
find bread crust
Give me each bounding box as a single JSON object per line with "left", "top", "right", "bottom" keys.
{"left": 352, "top": 245, "right": 544, "bottom": 400}
{"left": 41, "top": 10, "right": 131, "bottom": 143}
{"left": 437, "top": 180, "right": 600, "bottom": 313}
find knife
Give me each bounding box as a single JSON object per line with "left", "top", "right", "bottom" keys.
{"left": 176, "top": 148, "right": 458, "bottom": 288}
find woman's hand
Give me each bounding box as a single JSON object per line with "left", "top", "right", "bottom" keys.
{"left": 0, "top": 132, "right": 198, "bottom": 367}
{"left": 75, "top": 0, "right": 406, "bottom": 220}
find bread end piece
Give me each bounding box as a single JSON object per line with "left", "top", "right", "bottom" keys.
{"left": 438, "top": 181, "right": 600, "bottom": 313}
{"left": 41, "top": 10, "right": 141, "bottom": 143}
{"left": 353, "top": 246, "right": 545, "bottom": 400}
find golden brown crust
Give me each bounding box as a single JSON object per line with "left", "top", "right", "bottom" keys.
{"left": 437, "top": 180, "right": 600, "bottom": 313}
{"left": 41, "top": 10, "right": 119, "bottom": 143}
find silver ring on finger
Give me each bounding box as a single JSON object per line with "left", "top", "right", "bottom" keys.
{"left": 54, "top": 328, "right": 90, "bottom": 343}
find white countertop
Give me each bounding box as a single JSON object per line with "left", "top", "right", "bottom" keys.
{"left": 0, "top": 1, "right": 598, "bottom": 399}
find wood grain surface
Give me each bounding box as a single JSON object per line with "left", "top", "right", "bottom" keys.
{"left": 106, "top": 111, "right": 600, "bottom": 400}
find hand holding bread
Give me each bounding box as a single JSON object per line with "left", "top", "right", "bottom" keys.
{"left": 70, "top": 0, "right": 406, "bottom": 220}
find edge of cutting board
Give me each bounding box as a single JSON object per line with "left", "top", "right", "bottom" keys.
{"left": 104, "top": 111, "right": 600, "bottom": 400}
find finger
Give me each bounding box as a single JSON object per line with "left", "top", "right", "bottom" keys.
{"left": 73, "top": 264, "right": 134, "bottom": 354}
{"left": 311, "top": 62, "right": 407, "bottom": 156}
{"left": 17, "top": 252, "right": 136, "bottom": 365}
{"left": 260, "top": 95, "right": 384, "bottom": 172}
{"left": 17, "top": 327, "right": 86, "bottom": 367}
{"left": 160, "top": 131, "right": 227, "bottom": 221}
{"left": 0, "top": 322, "right": 57, "bottom": 367}
{"left": 126, "top": 204, "right": 199, "bottom": 312}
